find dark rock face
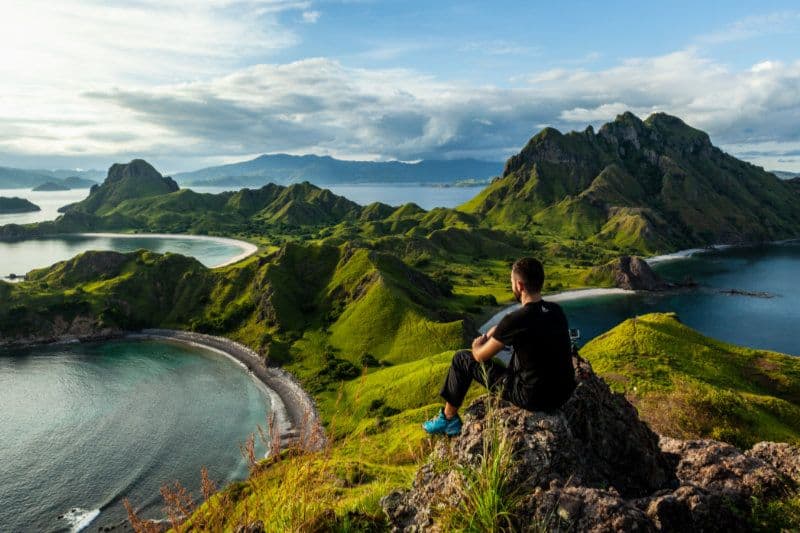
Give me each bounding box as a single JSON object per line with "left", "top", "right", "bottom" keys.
{"left": 65, "top": 159, "right": 180, "bottom": 215}
{"left": 0, "top": 196, "right": 41, "bottom": 214}
{"left": 607, "top": 255, "right": 668, "bottom": 291}
{"left": 382, "top": 358, "right": 800, "bottom": 532}
{"left": 106, "top": 159, "right": 179, "bottom": 192}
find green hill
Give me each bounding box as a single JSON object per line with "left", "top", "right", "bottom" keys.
{"left": 0, "top": 197, "right": 40, "bottom": 214}
{"left": 65, "top": 159, "right": 179, "bottom": 215}
{"left": 460, "top": 112, "right": 800, "bottom": 254}
{"left": 0, "top": 244, "right": 467, "bottom": 381}
{"left": 582, "top": 312, "right": 800, "bottom": 448}
{"left": 178, "top": 312, "right": 800, "bottom": 530}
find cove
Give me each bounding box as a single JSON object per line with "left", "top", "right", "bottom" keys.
{"left": 0, "top": 338, "right": 274, "bottom": 531}
{"left": 483, "top": 242, "right": 800, "bottom": 356}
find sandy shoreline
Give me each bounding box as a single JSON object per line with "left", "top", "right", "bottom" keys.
{"left": 479, "top": 287, "right": 635, "bottom": 332}
{"left": 647, "top": 238, "right": 800, "bottom": 264}
{"left": 131, "top": 329, "right": 326, "bottom": 451}
{"left": 77, "top": 232, "right": 259, "bottom": 268}
{"left": 2, "top": 328, "right": 325, "bottom": 452}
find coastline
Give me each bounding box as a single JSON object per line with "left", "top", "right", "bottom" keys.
{"left": 1, "top": 329, "right": 325, "bottom": 452}
{"left": 131, "top": 329, "right": 326, "bottom": 451}
{"left": 479, "top": 287, "right": 634, "bottom": 332}
{"left": 647, "top": 238, "right": 800, "bottom": 264}
{"left": 77, "top": 232, "right": 259, "bottom": 268}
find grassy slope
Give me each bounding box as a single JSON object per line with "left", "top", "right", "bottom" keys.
{"left": 179, "top": 313, "right": 800, "bottom": 530}
{"left": 5, "top": 254, "right": 800, "bottom": 529}
{"left": 2, "top": 120, "right": 799, "bottom": 528}
{"left": 582, "top": 312, "right": 800, "bottom": 448}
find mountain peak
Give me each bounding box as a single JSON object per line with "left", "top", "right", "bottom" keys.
{"left": 461, "top": 112, "right": 800, "bottom": 252}
{"left": 67, "top": 159, "right": 179, "bottom": 215}
{"left": 615, "top": 110, "right": 645, "bottom": 126}
{"left": 644, "top": 112, "right": 711, "bottom": 148}
{"left": 106, "top": 159, "right": 167, "bottom": 184}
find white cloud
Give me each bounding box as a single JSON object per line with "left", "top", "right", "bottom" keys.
{"left": 84, "top": 49, "right": 800, "bottom": 168}
{"left": 3, "top": 7, "right": 800, "bottom": 173}
{"left": 302, "top": 10, "right": 321, "bottom": 23}
{"left": 698, "top": 11, "right": 800, "bottom": 44}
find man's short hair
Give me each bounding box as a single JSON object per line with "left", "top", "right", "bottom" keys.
{"left": 512, "top": 257, "right": 545, "bottom": 293}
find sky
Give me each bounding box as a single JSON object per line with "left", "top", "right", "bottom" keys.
{"left": 1, "top": 0, "right": 799, "bottom": 174}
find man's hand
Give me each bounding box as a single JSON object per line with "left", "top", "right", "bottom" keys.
{"left": 471, "top": 334, "right": 488, "bottom": 351}
{"left": 471, "top": 334, "right": 505, "bottom": 363}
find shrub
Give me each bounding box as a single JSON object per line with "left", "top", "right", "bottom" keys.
{"left": 360, "top": 353, "right": 380, "bottom": 368}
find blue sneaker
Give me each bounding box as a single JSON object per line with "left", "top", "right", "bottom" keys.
{"left": 422, "top": 409, "right": 462, "bottom": 436}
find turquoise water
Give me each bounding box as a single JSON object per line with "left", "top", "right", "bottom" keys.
{"left": 486, "top": 242, "right": 800, "bottom": 356}
{"left": 0, "top": 339, "right": 272, "bottom": 531}
{"left": 0, "top": 234, "right": 251, "bottom": 278}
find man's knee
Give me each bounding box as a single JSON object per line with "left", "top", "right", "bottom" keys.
{"left": 453, "top": 349, "right": 474, "bottom": 367}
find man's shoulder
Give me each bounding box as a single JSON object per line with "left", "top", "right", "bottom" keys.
{"left": 541, "top": 300, "right": 565, "bottom": 314}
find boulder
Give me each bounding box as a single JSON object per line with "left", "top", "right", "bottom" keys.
{"left": 382, "top": 357, "right": 800, "bottom": 532}
{"left": 592, "top": 255, "right": 669, "bottom": 291}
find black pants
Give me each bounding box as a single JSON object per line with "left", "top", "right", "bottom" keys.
{"left": 439, "top": 349, "right": 509, "bottom": 408}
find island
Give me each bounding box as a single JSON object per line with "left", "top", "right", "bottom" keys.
{"left": 0, "top": 196, "right": 41, "bottom": 214}
{"left": 3, "top": 112, "right": 800, "bottom": 531}
{"left": 32, "top": 181, "right": 70, "bottom": 191}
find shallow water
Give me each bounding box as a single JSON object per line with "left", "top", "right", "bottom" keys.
{"left": 0, "top": 339, "right": 273, "bottom": 531}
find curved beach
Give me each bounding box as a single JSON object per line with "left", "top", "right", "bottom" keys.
{"left": 129, "top": 329, "right": 326, "bottom": 451}
{"left": 78, "top": 232, "right": 259, "bottom": 268}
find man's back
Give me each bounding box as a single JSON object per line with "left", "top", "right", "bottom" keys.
{"left": 492, "top": 300, "right": 576, "bottom": 410}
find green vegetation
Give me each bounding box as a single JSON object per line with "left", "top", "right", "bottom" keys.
{"left": 582, "top": 312, "right": 800, "bottom": 448}
{"left": 461, "top": 112, "right": 800, "bottom": 254}
{"left": 0, "top": 196, "right": 40, "bottom": 214}
{"left": 3, "top": 113, "right": 800, "bottom": 530}
{"left": 447, "top": 394, "right": 522, "bottom": 532}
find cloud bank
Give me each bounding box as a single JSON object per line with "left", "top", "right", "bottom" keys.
{"left": 1, "top": 4, "right": 799, "bottom": 172}
{"left": 85, "top": 50, "right": 800, "bottom": 169}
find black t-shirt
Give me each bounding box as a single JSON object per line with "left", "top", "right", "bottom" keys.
{"left": 492, "top": 300, "right": 575, "bottom": 410}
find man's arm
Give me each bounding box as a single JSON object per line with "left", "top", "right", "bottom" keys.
{"left": 471, "top": 331, "right": 505, "bottom": 362}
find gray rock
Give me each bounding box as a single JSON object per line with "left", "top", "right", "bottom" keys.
{"left": 382, "top": 358, "right": 800, "bottom": 532}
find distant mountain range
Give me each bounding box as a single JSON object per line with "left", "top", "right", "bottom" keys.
{"left": 0, "top": 167, "right": 101, "bottom": 189}
{"left": 174, "top": 154, "right": 501, "bottom": 187}
{"left": 771, "top": 170, "right": 800, "bottom": 180}
{"left": 5, "top": 113, "right": 799, "bottom": 258}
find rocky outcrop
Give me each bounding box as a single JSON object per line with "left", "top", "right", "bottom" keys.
{"left": 382, "top": 357, "right": 800, "bottom": 532}
{"left": 65, "top": 159, "right": 179, "bottom": 215}
{"left": 589, "top": 255, "right": 669, "bottom": 291}
{"left": 0, "top": 314, "right": 122, "bottom": 348}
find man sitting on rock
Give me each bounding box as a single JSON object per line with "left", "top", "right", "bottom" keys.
{"left": 423, "top": 257, "right": 576, "bottom": 436}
